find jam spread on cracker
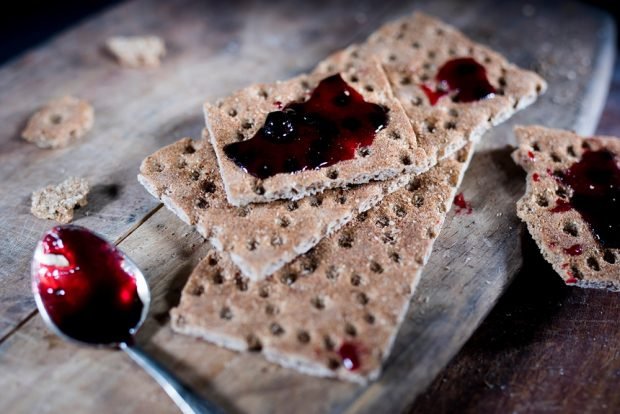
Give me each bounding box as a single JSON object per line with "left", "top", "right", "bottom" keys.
{"left": 223, "top": 74, "right": 388, "bottom": 179}
{"left": 338, "top": 342, "right": 361, "bottom": 370}
{"left": 421, "top": 57, "right": 496, "bottom": 105}
{"left": 32, "top": 226, "right": 144, "bottom": 344}
{"left": 553, "top": 150, "right": 620, "bottom": 248}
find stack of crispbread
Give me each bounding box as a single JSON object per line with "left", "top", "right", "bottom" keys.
{"left": 138, "top": 12, "right": 546, "bottom": 383}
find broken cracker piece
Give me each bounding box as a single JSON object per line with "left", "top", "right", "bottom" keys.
{"left": 22, "top": 96, "right": 94, "bottom": 149}
{"left": 513, "top": 125, "right": 620, "bottom": 291}
{"left": 31, "top": 177, "right": 90, "bottom": 224}
{"left": 106, "top": 35, "right": 166, "bottom": 68}
{"left": 317, "top": 12, "right": 546, "bottom": 164}
{"left": 170, "top": 143, "right": 474, "bottom": 383}
{"left": 205, "top": 57, "right": 427, "bottom": 206}
{"left": 138, "top": 131, "right": 410, "bottom": 281}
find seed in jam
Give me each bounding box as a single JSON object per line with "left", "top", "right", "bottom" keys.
{"left": 32, "top": 225, "right": 146, "bottom": 345}
{"left": 553, "top": 150, "right": 620, "bottom": 248}
{"left": 223, "top": 74, "right": 389, "bottom": 179}
{"left": 420, "top": 57, "right": 496, "bottom": 105}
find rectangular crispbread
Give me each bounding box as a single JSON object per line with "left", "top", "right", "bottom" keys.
{"left": 205, "top": 57, "right": 427, "bottom": 206}
{"left": 138, "top": 130, "right": 411, "bottom": 280}
{"left": 170, "top": 143, "right": 475, "bottom": 383}
{"left": 513, "top": 125, "right": 620, "bottom": 291}
{"left": 316, "top": 12, "right": 546, "bottom": 165}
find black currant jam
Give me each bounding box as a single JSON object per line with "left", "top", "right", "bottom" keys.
{"left": 32, "top": 225, "right": 145, "bottom": 345}
{"left": 223, "top": 74, "right": 389, "bottom": 179}
{"left": 554, "top": 150, "right": 620, "bottom": 248}
{"left": 421, "top": 57, "right": 496, "bottom": 105}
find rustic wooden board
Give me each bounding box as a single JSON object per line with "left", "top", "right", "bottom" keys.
{"left": 0, "top": 0, "right": 614, "bottom": 413}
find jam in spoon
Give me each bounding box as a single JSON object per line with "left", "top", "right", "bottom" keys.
{"left": 31, "top": 225, "right": 223, "bottom": 414}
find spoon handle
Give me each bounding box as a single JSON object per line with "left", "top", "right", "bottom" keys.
{"left": 121, "top": 343, "right": 225, "bottom": 414}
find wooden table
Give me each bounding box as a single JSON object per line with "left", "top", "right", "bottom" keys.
{"left": 0, "top": 1, "right": 615, "bottom": 413}
{"left": 411, "top": 55, "right": 620, "bottom": 414}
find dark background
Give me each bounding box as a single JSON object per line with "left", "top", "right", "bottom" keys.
{"left": 3, "top": 1, "right": 619, "bottom": 413}
{"left": 0, "top": 0, "right": 619, "bottom": 65}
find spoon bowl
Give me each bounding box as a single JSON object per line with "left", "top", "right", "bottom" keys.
{"left": 31, "top": 225, "right": 222, "bottom": 414}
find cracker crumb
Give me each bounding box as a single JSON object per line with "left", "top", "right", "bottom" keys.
{"left": 31, "top": 177, "right": 90, "bottom": 223}
{"left": 22, "top": 96, "right": 94, "bottom": 149}
{"left": 106, "top": 35, "right": 166, "bottom": 68}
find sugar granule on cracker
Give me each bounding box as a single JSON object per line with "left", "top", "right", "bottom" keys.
{"left": 138, "top": 131, "right": 410, "bottom": 281}
{"left": 22, "top": 96, "right": 94, "bottom": 149}
{"left": 106, "top": 35, "right": 166, "bottom": 68}
{"left": 31, "top": 177, "right": 90, "bottom": 224}
{"left": 171, "top": 144, "right": 474, "bottom": 383}
{"left": 513, "top": 125, "right": 620, "bottom": 291}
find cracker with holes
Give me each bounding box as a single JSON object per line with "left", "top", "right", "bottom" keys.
{"left": 205, "top": 58, "right": 429, "bottom": 206}
{"left": 513, "top": 125, "right": 620, "bottom": 291}
{"left": 31, "top": 177, "right": 90, "bottom": 224}
{"left": 22, "top": 96, "right": 94, "bottom": 149}
{"left": 317, "top": 12, "right": 546, "bottom": 163}
{"left": 171, "top": 144, "right": 474, "bottom": 383}
{"left": 106, "top": 35, "right": 166, "bottom": 68}
{"left": 139, "top": 131, "right": 411, "bottom": 280}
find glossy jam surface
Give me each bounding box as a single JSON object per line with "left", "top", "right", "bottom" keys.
{"left": 454, "top": 192, "right": 473, "bottom": 214}
{"left": 32, "top": 226, "right": 145, "bottom": 345}
{"left": 554, "top": 150, "right": 620, "bottom": 248}
{"left": 421, "top": 57, "right": 496, "bottom": 105}
{"left": 338, "top": 342, "right": 361, "bottom": 371}
{"left": 223, "top": 74, "right": 388, "bottom": 179}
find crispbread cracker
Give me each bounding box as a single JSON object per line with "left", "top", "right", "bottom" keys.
{"left": 31, "top": 177, "right": 89, "bottom": 224}
{"left": 106, "top": 35, "right": 166, "bottom": 68}
{"left": 205, "top": 58, "right": 427, "bottom": 206}
{"left": 139, "top": 131, "right": 410, "bottom": 280}
{"left": 22, "top": 96, "right": 94, "bottom": 149}
{"left": 170, "top": 143, "right": 474, "bottom": 383}
{"left": 317, "top": 12, "right": 546, "bottom": 164}
{"left": 513, "top": 125, "right": 620, "bottom": 291}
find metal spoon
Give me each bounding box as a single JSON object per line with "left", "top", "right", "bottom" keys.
{"left": 31, "top": 225, "right": 223, "bottom": 414}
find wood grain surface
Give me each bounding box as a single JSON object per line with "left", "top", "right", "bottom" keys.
{"left": 0, "top": 0, "right": 615, "bottom": 413}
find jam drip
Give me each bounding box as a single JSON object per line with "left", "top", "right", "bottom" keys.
{"left": 554, "top": 150, "right": 620, "bottom": 248}
{"left": 453, "top": 192, "right": 472, "bottom": 214}
{"left": 223, "top": 74, "right": 389, "bottom": 179}
{"left": 421, "top": 57, "right": 496, "bottom": 105}
{"left": 33, "top": 225, "right": 144, "bottom": 345}
{"left": 338, "top": 342, "right": 361, "bottom": 371}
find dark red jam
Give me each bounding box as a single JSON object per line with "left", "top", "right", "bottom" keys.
{"left": 532, "top": 173, "right": 540, "bottom": 182}
{"left": 550, "top": 198, "right": 571, "bottom": 213}
{"left": 32, "top": 225, "right": 145, "bottom": 345}
{"left": 553, "top": 150, "right": 620, "bottom": 248}
{"left": 223, "top": 74, "right": 389, "bottom": 179}
{"left": 338, "top": 342, "right": 361, "bottom": 371}
{"left": 421, "top": 57, "right": 496, "bottom": 105}
{"left": 564, "top": 244, "right": 583, "bottom": 256}
{"left": 454, "top": 192, "right": 473, "bottom": 214}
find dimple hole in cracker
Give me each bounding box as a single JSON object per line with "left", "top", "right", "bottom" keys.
{"left": 603, "top": 250, "right": 616, "bottom": 264}
{"left": 297, "top": 330, "right": 311, "bottom": 344}
{"left": 586, "top": 257, "right": 600, "bottom": 271}
{"left": 563, "top": 222, "right": 579, "bottom": 237}
{"left": 345, "top": 323, "right": 357, "bottom": 337}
